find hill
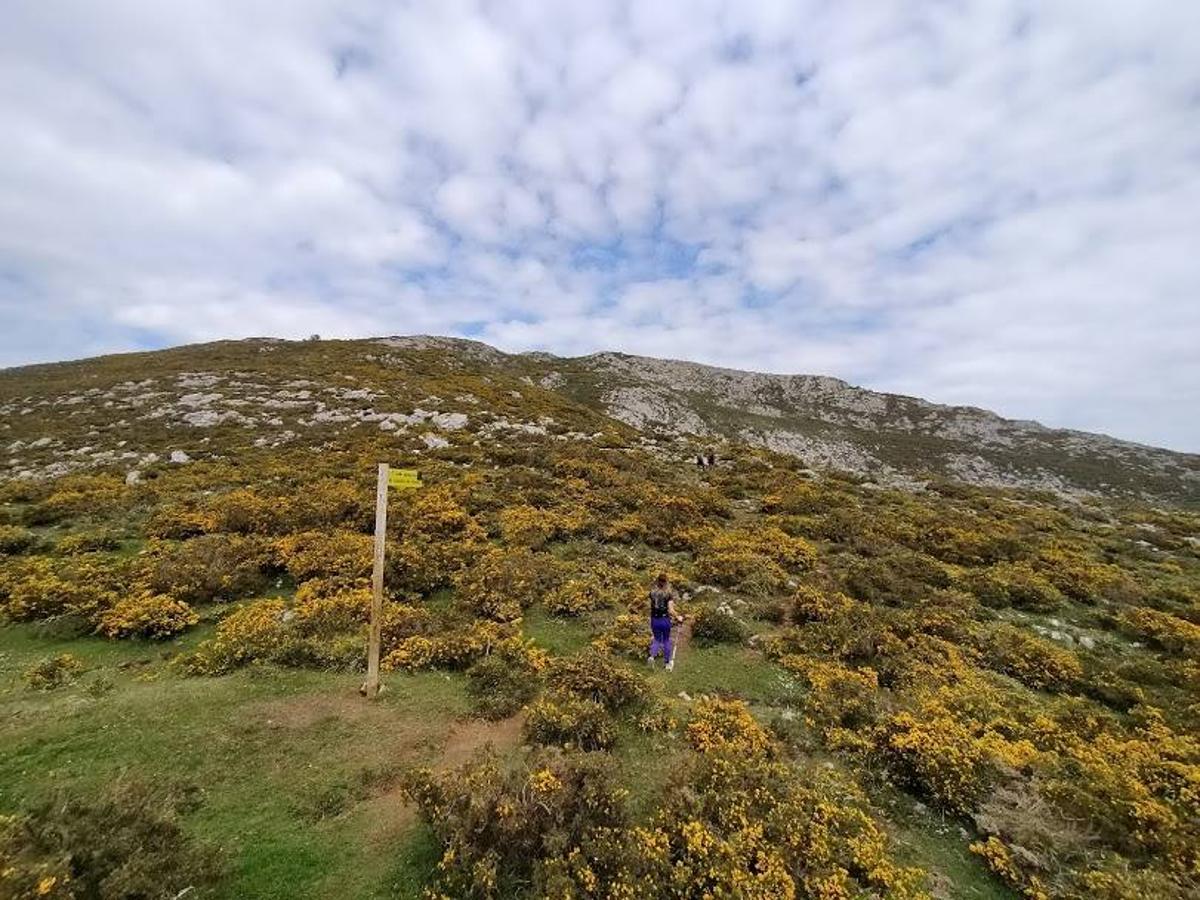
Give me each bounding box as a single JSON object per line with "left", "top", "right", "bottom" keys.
{"left": 0, "top": 335, "right": 1197, "bottom": 899}
{"left": 3, "top": 335, "right": 1196, "bottom": 506}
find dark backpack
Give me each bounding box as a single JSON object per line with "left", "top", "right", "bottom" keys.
{"left": 649, "top": 587, "right": 672, "bottom": 619}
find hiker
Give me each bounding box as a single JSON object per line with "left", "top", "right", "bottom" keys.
{"left": 648, "top": 572, "right": 682, "bottom": 671}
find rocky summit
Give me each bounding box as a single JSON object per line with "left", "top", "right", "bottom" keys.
{"left": 2, "top": 334, "right": 1196, "bottom": 506}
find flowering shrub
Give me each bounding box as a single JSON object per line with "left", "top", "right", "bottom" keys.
{"left": 970, "top": 836, "right": 1049, "bottom": 900}
{"left": 389, "top": 486, "right": 489, "bottom": 593}
{"left": 146, "top": 504, "right": 214, "bottom": 540}
{"left": 204, "top": 488, "right": 276, "bottom": 534}
{"left": 1035, "top": 546, "right": 1129, "bottom": 603}
{"left": 691, "top": 605, "right": 748, "bottom": 646}
{"left": 291, "top": 587, "right": 372, "bottom": 635}
{"left": 180, "top": 599, "right": 288, "bottom": 674}
{"left": 379, "top": 602, "right": 434, "bottom": 652}
{"left": 694, "top": 526, "right": 816, "bottom": 594}
{"left": 403, "top": 749, "right": 629, "bottom": 899}
{"left": 0, "top": 525, "right": 37, "bottom": 555}
{"left": 638, "top": 494, "right": 706, "bottom": 551}
{"left": 524, "top": 692, "right": 616, "bottom": 751}
{"left": 136, "top": 535, "right": 271, "bottom": 604}
{"left": 687, "top": 697, "right": 773, "bottom": 757}
{"left": 54, "top": 530, "right": 121, "bottom": 555}
{"left": 761, "top": 482, "right": 831, "bottom": 515}
{"left": 694, "top": 539, "right": 787, "bottom": 595}
{"left": 453, "top": 547, "right": 560, "bottom": 621}
{"left": 626, "top": 752, "right": 928, "bottom": 899}
{"left": 1046, "top": 712, "right": 1200, "bottom": 864}
{"left": 545, "top": 576, "right": 609, "bottom": 617}
{"left": 23, "top": 653, "right": 84, "bottom": 691}
{"left": 549, "top": 649, "right": 649, "bottom": 711}
{"left": 791, "top": 584, "right": 855, "bottom": 623}
{"left": 273, "top": 530, "right": 373, "bottom": 583}
{"left": 918, "top": 522, "right": 1021, "bottom": 566}
{"left": 975, "top": 624, "right": 1083, "bottom": 692}
{"left": 1119, "top": 607, "right": 1200, "bottom": 656}
{"left": 779, "top": 656, "right": 880, "bottom": 737}
{"left": 288, "top": 479, "right": 371, "bottom": 531}
{"left": 966, "top": 562, "right": 1065, "bottom": 612}
{"left": 0, "top": 780, "right": 223, "bottom": 900}
{"left": 386, "top": 534, "right": 486, "bottom": 595}
{"left": 97, "top": 593, "right": 198, "bottom": 639}
{"left": 467, "top": 637, "right": 548, "bottom": 720}
{"left": 590, "top": 613, "right": 649, "bottom": 660}
{"left": 1, "top": 557, "right": 119, "bottom": 624}
{"left": 27, "top": 475, "right": 127, "bottom": 526}
{"left": 382, "top": 620, "right": 514, "bottom": 672}
{"left": 873, "top": 709, "right": 992, "bottom": 813}
{"left": 498, "top": 504, "right": 560, "bottom": 548}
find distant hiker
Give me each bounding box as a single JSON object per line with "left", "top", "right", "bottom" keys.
{"left": 648, "top": 572, "right": 682, "bottom": 671}
{"left": 706, "top": 449, "right": 717, "bottom": 467}
{"left": 695, "top": 454, "right": 706, "bottom": 467}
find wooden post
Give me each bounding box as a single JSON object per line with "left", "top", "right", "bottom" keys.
{"left": 364, "top": 462, "right": 389, "bottom": 699}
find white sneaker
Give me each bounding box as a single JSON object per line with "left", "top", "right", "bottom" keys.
{"left": 647, "top": 657, "right": 656, "bottom": 667}
{"left": 665, "top": 660, "right": 674, "bottom": 672}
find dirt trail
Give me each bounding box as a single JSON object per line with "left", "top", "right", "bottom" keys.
{"left": 357, "top": 711, "right": 525, "bottom": 849}
{"left": 248, "top": 690, "right": 525, "bottom": 851}
{"left": 437, "top": 712, "right": 525, "bottom": 770}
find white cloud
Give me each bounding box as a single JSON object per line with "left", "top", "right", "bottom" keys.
{"left": 1, "top": 0, "right": 1198, "bottom": 450}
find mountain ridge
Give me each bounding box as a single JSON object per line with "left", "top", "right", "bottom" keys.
{"left": 2, "top": 334, "right": 1196, "bottom": 506}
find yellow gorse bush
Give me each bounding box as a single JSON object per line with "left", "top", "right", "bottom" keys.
{"left": 687, "top": 697, "right": 773, "bottom": 757}
{"left": 97, "top": 593, "right": 198, "bottom": 639}
{"left": 545, "top": 576, "right": 608, "bottom": 617}
{"left": 181, "top": 599, "right": 288, "bottom": 674}
{"left": 274, "top": 530, "right": 373, "bottom": 583}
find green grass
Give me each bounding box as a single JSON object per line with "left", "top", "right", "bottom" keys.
{"left": 652, "top": 642, "right": 789, "bottom": 703}
{"left": 0, "top": 622, "right": 472, "bottom": 899}
{"left": 521, "top": 605, "right": 594, "bottom": 656}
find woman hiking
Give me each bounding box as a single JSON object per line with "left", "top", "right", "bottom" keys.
{"left": 648, "top": 572, "right": 683, "bottom": 671}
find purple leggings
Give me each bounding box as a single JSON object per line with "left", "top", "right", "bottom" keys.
{"left": 649, "top": 616, "right": 673, "bottom": 660}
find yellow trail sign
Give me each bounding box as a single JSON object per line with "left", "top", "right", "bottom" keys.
{"left": 388, "top": 468, "right": 422, "bottom": 491}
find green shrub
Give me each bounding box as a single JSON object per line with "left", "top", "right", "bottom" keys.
{"left": 23, "top": 653, "right": 84, "bottom": 691}
{"left": 453, "top": 547, "right": 560, "bottom": 621}
{"left": 975, "top": 624, "right": 1083, "bottom": 692}
{"left": 0, "top": 525, "right": 37, "bottom": 555}
{"left": 691, "top": 605, "right": 749, "bottom": 646}
{"left": 403, "top": 749, "right": 628, "bottom": 898}
{"left": 966, "top": 561, "right": 1065, "bottom": 611}
{"left": 0, "top": 780, "right": 223, "bottom": 899}
{"left": 55, "top": 530, "right": 121, "bottom": 555}
{"left": 137, "top": 535, "right": 271, "bottom": 604}
{"left": 524, "top": 692, "right": 616, "bottom": 751}
{"left": 548, "top": 649, "right": 649, "bottom": 711}
{"left": 467, "top": 640, "right": 546, "bottom": 720}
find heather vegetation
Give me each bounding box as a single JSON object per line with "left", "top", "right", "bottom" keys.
{"left": 0, "top": 339, "right": 1197, "bottom": 898}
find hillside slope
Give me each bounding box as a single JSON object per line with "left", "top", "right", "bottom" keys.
{"left": 3, "top": 335, "right": 1194, "bottom": 505}
{"left": 1, "top": 334, "right": 1198, "bottom": 898}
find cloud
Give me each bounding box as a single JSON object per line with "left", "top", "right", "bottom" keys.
{"left": 1, "top": 0, "right": 1198, "bottom": 450}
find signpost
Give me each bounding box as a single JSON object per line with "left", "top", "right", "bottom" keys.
{"left": 363, "top": 464, "right": 421, "bottom": 700}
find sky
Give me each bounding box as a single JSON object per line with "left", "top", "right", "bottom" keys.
{"left": 1, "top": 2, "right": 1199, "bottom": 452}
